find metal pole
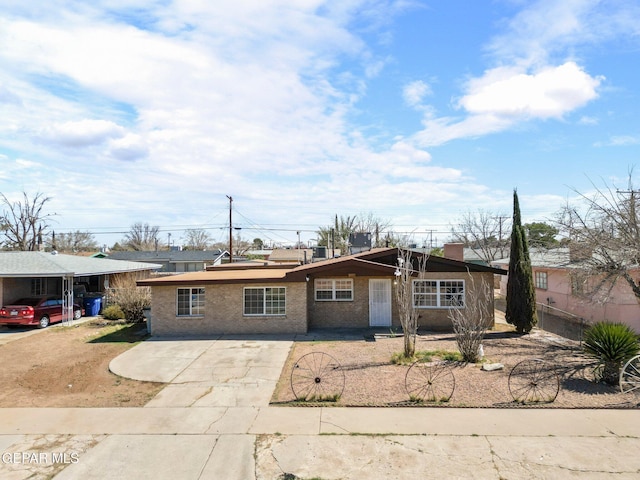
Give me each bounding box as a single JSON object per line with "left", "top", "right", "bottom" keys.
{"left": 226, "top": 195, "right": 233, "bottom": 263}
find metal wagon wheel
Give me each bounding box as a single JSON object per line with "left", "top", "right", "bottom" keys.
{"left": 620, "top": 354, "right": 640, "bottom": 394}
{"left": 405, "top": 361, "right": 455, "bottom": 403}
{"left": 290, "top": 352, "right": 345, "bottom": 401}
{"left": 509, "top": 359, "right": 560, "bottom": 404}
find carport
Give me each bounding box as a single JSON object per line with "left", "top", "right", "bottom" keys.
{"left": 0, "top": 251, "right": 161, "bottom": 322}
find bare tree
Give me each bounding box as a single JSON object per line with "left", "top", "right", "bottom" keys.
{"left": 556, "top": 172, "right": 640, "bottom": 304}
{"left": 448, "top": 273, "right": 493, "bottom": 362}
{"left": 395, "top": 248, "right": 428, "bottom": 358}
{"left": 122, "top": 222, "right": 161, "bottom": 251}
{"left": 52, "top": 230, "right": 98, "bottom": 253}
{"left": 184, "top": 228, "right": 211, "bottom": 250}
{"left": 233, "top": 232, "right": 251, "bottom": 256}
{"left": 354, "top": 212, "right": 394, "bottom": 247}
{"left": 0, "top": 192, "right": 53, "bottom": 251}
{"left": 450, "top": 209, "right": 511, "bottom": 263}
{"left": 317, "top": 212, "right": 396, "bottom": 252}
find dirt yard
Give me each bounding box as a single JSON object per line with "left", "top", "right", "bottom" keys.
{"left": 0, "top": 321, "right": 164, "bottom": 407}
{"left": 271, "top": 325, "right": 640, "bottom": 409}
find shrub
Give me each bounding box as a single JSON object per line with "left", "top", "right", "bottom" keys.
{"left": 101, "top": 304, "right": 125, "bottom": 321}
{"left": 583, "top": 321, "right": 639, "bottom": 385}
{"left": 108, "top": 274, "right": 151, "bottom": 323}
{"left": 391, "top": 350, "right": 462, "bottom": 365}
{"left": 449, "top": 277, "right": 493, "bottom": 362}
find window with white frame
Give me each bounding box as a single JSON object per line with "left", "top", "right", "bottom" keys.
{"left": 244, "top": 287, "right": 286, "bottom": 316}
{"left": 535, "top": 271, "right": 548, "bottom": 290}
{"left": 315, "top": 279, "right": 353, "bottom": 301}
{"left": 176, "top": 287, "right": 205, "bottom": 316}
{"left": 412, "top": 280, "right": 465, "bottom": 308}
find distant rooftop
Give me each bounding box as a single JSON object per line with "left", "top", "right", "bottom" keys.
{"left": 0, "top": 251, "right": 162, "bottom": 277}
{"left": 108, "top": 250, "right": 226, "bottom": 263}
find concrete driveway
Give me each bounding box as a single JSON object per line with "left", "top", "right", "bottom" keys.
{"left": 109, "top": 335, "right": 295, "bottom": 407}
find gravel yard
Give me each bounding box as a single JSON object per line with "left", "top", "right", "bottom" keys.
{"left": 271, "top": 325, "right": 640, "bottom": 408}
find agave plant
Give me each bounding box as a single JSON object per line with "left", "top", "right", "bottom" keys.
{"left": 583, "top": 321, "right": 639, "bottom": 385}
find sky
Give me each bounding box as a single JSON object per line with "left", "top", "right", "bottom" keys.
{"left": 1, "top": 0, "right": 640, "bottom": 249}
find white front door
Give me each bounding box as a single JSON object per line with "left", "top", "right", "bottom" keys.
{"left": 369, "top": 279, "right": 392, "bottom": 327}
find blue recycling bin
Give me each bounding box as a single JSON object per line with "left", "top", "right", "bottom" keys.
{"left": 83, "top": 296, "right": 102, "bottom": 316}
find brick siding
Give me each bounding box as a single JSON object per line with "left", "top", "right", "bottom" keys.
{"left": 149, "top": 282, "right": 307, "bottom": 336}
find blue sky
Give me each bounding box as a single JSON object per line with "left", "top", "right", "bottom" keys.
{"left": 1, "top": 0, "right": 639, "bottom": 248}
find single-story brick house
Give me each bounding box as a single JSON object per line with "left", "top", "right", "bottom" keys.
{"left": 138, "top": 247, "right": 505, "bottom": 336}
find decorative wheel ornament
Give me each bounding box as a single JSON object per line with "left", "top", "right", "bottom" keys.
{"left": 405, "top": 361, "right": 455, "bottom": 403}
{"left": 509, "top": 359, "right": 560, "bottom": 404}
{"left": 620, "top": 354, "right": 640, "bottom": 394}
{"left": 290, "top": 352, "right": 345, "bottom": 401}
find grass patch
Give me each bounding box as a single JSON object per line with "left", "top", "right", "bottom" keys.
{"left": 87, "top": 323, "right": 149, "bottom": 344}
{"left": 409, "top": 394, "right": 451, "bottom": 404}
{"left": 391, "top": 349, "right": 462, "bottom": 365}
{"left": 299, "top": 393, "right": 341, "bottom": 403}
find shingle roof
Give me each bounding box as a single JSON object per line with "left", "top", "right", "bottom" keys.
{"left": 108, "top": 250, "right": 226, "bottom": 263}
{"left": 491, "top": 248, "right": 573, "bottom": 269}
{"left": 0, "top": 251, "right": 162, "bottom": 277}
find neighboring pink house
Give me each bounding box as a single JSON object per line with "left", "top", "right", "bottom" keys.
{"left": 494, "top": 248, "right": 640, "bottom": 333}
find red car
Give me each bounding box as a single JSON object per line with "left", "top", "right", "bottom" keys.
{"left": 0, "top": 296, "right": 83, "bottom": 328}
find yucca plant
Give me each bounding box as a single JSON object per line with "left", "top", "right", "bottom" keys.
{"left": 583, "top": 321, "right": 639, "bottom": 385}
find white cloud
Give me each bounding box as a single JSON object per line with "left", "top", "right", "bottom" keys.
{"left": 578, "top": 115, "right": 598, "bottom": 125}
{"left": 39, "top": 119, "right": 125, "bottom": 147}
{"left": 410, "top": 0, "right": 608, "bottom": 148}
{"left": 594, "top": 135, "right": 640, "bottom": 147}
{"left": 108, "top": 133, "right": 148, "bottom": 161}
{"left": 459, "top": 62, "right": 601, "bottom": 119}
{"left": 402, "top": 80, "right": 432, "bottom": 108}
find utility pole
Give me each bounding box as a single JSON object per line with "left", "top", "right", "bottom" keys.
{"left": 494, "top": 215, "right": 509, "bottom": 257}
{"left": 330, "top": 228, "right": 335, "bottom": 258}
{"left": 226, "top": 195, "right": 233, "bottom": 263}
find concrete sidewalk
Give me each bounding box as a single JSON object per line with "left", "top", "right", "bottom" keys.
{"left": 1, "top": 333, "right": 639, "bottom": 479}
{"left": 0, "top": 406, "right": 637, "bottom": 437}
{"left": 0, "top": 407, "right": 638, "bottom": 479}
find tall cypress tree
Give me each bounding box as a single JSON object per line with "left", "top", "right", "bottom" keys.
{"left": 506, "top": 190, "right": 538, "bottom": 333}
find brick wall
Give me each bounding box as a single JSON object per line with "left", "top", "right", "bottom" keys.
{"left": 308, "top": 276, "right": 373, "bottom": 329}
{"left": 150, "top": 282, "right": 307, "bottom": 336}
{"left": 416, "top": 271, "right": 496, "bottom": 331}
{"left": 307, "top": 272, "right": 495, "bottom": 331}
{"left": 149, "top": 271, "right": 496, "bottom": 335}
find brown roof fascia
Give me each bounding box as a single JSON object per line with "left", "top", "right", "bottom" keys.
{"left": 205, "top": 262, "right": 297, "bottom": 271}
{"left": 286, "top": 257, "right": 396, "bottom": 281}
